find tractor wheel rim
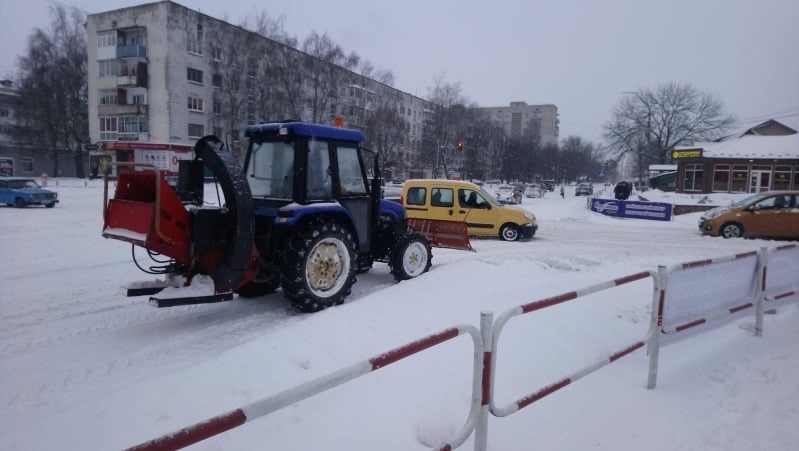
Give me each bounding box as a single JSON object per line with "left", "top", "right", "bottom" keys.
{"left": 306, "top": 238, "right": 348, "bottom": 296}
{"left": 402, "top": 241, "right": 428, "bottom": 277}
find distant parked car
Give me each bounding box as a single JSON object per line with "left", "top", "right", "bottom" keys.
{"left": 698, "top": 191, "right": 798, "bottom": 239}
{"left": 0, "top": 177, "right": 59, "bottom": 208}
{"left": 575, "top": 183, "right": 593, "bottom": 196}
{"left": 494, "top": 185, "right": 518, "bottom": 204}
{"left": 542, "top": 180, "right": 556, "bottom": 192}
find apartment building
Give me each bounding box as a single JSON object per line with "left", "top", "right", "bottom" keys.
{"left": 478, "top": 101, "right": 559, "bottom": 147}
{"left": 86, "top": 0, "right": 433, "bottom": 180}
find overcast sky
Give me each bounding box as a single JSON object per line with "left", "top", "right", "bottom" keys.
{"left": 1, "top": 0, "right": 798, "bottom": 142}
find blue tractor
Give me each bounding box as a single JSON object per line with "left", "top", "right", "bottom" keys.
{"left": 102, "top": 121, "right": 435, "bottom": 312}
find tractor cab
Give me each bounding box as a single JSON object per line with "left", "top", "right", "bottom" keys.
{"left": 243, "top": 122, "right": 372, "bottom": 206}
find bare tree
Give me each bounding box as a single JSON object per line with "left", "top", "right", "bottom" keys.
{"left": 301, "top": 32, "right": 362, "bottom": 124}
{"left": 426, "top": 75, "right": 470, "bottom": 175}
{"left": 604, "top": 82, "right": 735, "bottom": 182}
{"left": 16, "top": 5, "right": 88, "bottom": 177}
{"left": 362, "top": 102, "right": 409, "bottom": 178}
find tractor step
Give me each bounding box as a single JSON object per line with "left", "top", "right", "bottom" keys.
{"left": 149, "top": 292, "right": 234, "bottom": 308}
{"left": 125, "top": 286, "right": 167, "bottom": 297}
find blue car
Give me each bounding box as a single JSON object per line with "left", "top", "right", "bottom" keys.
{"left": 0, "top": 176, "right": 59, "bottom": 208}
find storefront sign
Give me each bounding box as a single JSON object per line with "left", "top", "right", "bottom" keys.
{"left": 590, "top": 199, "right": 673, "bottom": 221}
{"left": 672, "top": 148, "right": 703, "bottom": 159}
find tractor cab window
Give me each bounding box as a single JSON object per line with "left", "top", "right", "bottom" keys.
{"left": 307, "top": 139, "right": 332, "bottom": 200}
{"left": 337, "top": 146, "right": 367, "bottom": 196}
{"left": 247, "top": 140, "right": 294, "bottom": 199}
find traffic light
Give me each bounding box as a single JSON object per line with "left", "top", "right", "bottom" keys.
{"left": 457, "top": 140, "right": 463, "bottom": 151}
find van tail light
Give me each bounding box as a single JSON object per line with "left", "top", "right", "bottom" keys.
{"left": 400, "top": 195, "right": 404, "bottom": 205}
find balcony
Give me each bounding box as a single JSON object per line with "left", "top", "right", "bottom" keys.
{"left": 98, "top": 104, "right": 148, "bottom": 116}
{"left": 116, "top": 45, "right": 147, "bottom": 58}
{"left": 117, "top": 132, "right": 149, "bottom": 142}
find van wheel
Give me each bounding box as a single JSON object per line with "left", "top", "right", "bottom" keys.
{"left": 14, "top": 198, "right": 27, "bottom": 208}
{"left": 500, "top": 224, "right": 520, "bottom": 241}
{"left": 720, "top": 222, "right": 744, "bottom": 238}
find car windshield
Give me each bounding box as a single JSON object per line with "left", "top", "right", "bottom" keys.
{"left": 730, "top": 193, "right": 767, "bottom": 207}
{"left": 8, "top": 180, "right": 40, "bottom": 189}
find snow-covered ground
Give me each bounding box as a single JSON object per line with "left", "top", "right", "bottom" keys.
{"left": 1, "top": 180, "right": 797, "bottom": 450}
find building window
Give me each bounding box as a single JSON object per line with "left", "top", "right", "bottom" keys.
{"left": 212, "top": 46, "right": 223, "bottom": 61}
{"left": 773, "top": 166, "right": 792, "bottom": 191}
{"left": 188, "top": 123, "right": 205, "bottom": 138}
{"left": 793, "top": 166, "right": 799, "bottom": 190}
{"left": 0, "top": 108, "right": 9, "bottom": 117}
{"left": 21, "top": 157, "right": 34, "bottom": 173}
{"left": 683, "top": 164, "right": 704, "bottom": 192}
{"left": 131, "top": 94, "right": 146, "bottom": 105}
{"left": 97, "top": 30, "right": 116, "bottom": 48}
{"left": 712, "top": 164, "right": 730, "bottom": 192}
{"left": 187, "top": 23, "right": 203, "bottom": 55}
{"left": 118, "top": 115, "right": 148, "bottom": 133}
{"left": 188, "top": 96, "right": 204, "bottom": 112}
{"left": 98, "top": 89, "right": 118, "bottom": 105}
{"left": 212, "top": 74, "right": 222, "bottom": 88}
{"left": 187, "top": 68, "right": 204, "bottom": 84}
{"left": 730, "top": 165, "right": 748, "bottom": 192}
{"left": 99, "top": 116, "right": 117, "bottom": 141}
{"left": 213, "top": 126, "right": 223, "bottom": 136}
{"left": 213, "top": 101, "right": 222, "bottom": 114}
{"left": 99, "top": 60, "right": 118, "bottom": 77}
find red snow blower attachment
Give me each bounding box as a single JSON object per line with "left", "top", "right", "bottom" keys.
{"left": 102, "top": 137, "right": 257, "bottom": 306}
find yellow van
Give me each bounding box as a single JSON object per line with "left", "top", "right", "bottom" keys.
{"left": 401, "top": 179, "right": 538, "bottom": 241}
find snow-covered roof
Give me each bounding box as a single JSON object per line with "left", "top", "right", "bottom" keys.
{"left": 649, "top": 164, "right": 677, "bottom": 171}
{"left": 677, "top": 133, "right": 799, "bottom": 159}
{"left": 715, "top": 119, "right": 797, "bottom": 142}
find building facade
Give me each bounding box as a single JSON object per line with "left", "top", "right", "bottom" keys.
{"left": 672, "top": 120, "right": 799, "bottom": 194}
{"left": 86, "top": 1, "right": 435, "bottom": 180}
{"left": 0, "top": 80, "right": 80, "bottom": 177}
{"left": 477, "top": 101, "right": 559, "bottom": 147}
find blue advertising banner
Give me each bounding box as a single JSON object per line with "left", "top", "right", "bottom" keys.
{"left": 590, "top": 198, "right": 673, "bottom": 221}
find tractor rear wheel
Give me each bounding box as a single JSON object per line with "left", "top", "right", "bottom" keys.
{"left": 389, "top": 232, "right": 432, "bottom": 281}
{"left": 281, "top": 219, "right": 357, "bottom": 312}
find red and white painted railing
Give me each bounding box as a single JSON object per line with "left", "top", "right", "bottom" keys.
{"left": 125, "top": 325, "right": 485, "bottom": 451}
{"left": 124, "top": 245, "right": 798, "bottom": 451}
{"left": 484, "top": 272, "right": 652, "bottom": 420}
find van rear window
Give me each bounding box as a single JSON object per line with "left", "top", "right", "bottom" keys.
{"left": 407, "top": 187, "right": 426, "bottom": 205}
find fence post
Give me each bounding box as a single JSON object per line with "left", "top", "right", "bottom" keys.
{"left": 647, "top": 265, "right": 667, "bottom": 389}
{"left": 754, "top": 247, "right": 768, "bottom": 337}
{"left": 474, "top": 311, "right": 493, "bottom": 451}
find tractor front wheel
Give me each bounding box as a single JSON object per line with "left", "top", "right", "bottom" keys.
{"left": 390, "top": 232, "right": 432, "bottom": 281}
{"left": 281, "top": 220, "right": 357, "bottom": 313}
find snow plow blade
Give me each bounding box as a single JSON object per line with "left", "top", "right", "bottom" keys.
{"left": 407, "top": 218, "right": 473, "bottom": 251}
{"left": 149, "top": 292, "right": 234, "bottom": 308}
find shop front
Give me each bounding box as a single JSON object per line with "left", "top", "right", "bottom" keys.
{"left": 673, "top": 134, "right": 799, "bottom": 194}
{"left": 90, "top": 141, "right": 193, "bottom": 178}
